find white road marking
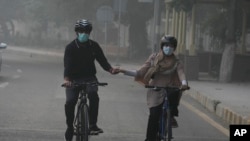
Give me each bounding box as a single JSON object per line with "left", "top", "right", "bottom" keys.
{"left": 17, "top": 69, "right": 22, "bottom": 73}
{"left": 0, "top": 69, "right": 22, "bottom": 88}
{"left": 12, "top": 75, "right": 20, "bottom": 79}
{"left": 0, "top": 126, "right": 64, "bottom": 133}
{"left": 0, "top": 82, "right": 9, "bottom": 88}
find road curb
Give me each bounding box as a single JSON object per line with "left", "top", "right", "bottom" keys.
{"left": 185, "top": 88, "right": 250, "bottom": 125}
{"left": 7, "top": 46, "right": 64, "bottom": 57}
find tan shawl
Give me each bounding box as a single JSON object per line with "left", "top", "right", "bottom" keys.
{"left": 135, "top": 51, "right": 179, "bottom": 85}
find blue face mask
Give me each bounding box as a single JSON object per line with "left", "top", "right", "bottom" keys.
{"left": 77, "top": 33, "right": 89, "bottom": 43}
{"left": 163, "top": 46, "right": 174, "bottom": 56}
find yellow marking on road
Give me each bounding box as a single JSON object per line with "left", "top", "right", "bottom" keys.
{"left": 181, "top": 100, "right": 229, "bottom": 137}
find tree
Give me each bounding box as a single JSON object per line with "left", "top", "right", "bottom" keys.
{"left": 0, "top": 0, "right": 155, "bottom": 59}
{"left": 124, "top": 1, "right": 154, "bottom": 59}
{"left": 218, "top": 0, "right": 236, "bottom": 82}
{"left": 170, "top": 0, "right": 248, "bottom": 82}
{"left": 199, "top": 0, "right": 243, "bottom": 82}
{"left": 0, "top": 0, "right": 113, "bottom": 45}
{"left": 0, "top": 0, "right": 24, "bottom": 42}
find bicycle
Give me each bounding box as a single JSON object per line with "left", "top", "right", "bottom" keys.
{"left": 145, "top": 85, "right": 189, "bottom": 141}
{"left": 62, "top": 81, "right": 108, "bottom": 141}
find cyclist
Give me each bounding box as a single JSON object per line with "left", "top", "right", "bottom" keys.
{"left": 118, "top": 35, "right": 189, "bottom": 141}
{"left": 63, "top": 19, "right": 119, "bottom": 141}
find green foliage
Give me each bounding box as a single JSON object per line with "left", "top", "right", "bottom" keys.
{"left": 124, "top": 0, "right": 154, "bottom": 58}
{"left": 200, "top": 1, "right": 246, "bottom": 49}
{"left": 0, "top": 0, "right": 24, "bottom": 20}
{"left": 0, "top": 0, "right": 155, "bottom": 58}
{"left": 200, "top": 7, "right": 228, "bottom": 48}
{"left": 169, "top": 0, "right": 195, "bottom": 12}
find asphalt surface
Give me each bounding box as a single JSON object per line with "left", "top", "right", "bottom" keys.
{"left": 0, "top": 45, "right": 243, "bottom": 140}
{"left": 5, "top": 45, "right": 250, "bottom": 125}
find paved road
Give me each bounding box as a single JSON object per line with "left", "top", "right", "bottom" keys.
{"left": 0, "top": 51, "right": 228, "bottom": 141}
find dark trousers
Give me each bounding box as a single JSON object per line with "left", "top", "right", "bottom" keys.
{"left": 64, "top": 83, "right": 99, "bottom": 128}
{"left": 145, "top": 103, "right": 163, "bottom": 141}
{"left": 145, "top": 91, "right": 182, "bottom": 141}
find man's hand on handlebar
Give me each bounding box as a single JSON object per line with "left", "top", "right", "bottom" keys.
{"left": 180, "top": 85, "right": 189, "bottom": 91}
{"left": 63, "top": 78, "right": 72, "bottom": 87}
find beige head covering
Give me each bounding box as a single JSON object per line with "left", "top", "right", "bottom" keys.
{"left": 137, "top": 51, "right": 179, "bottom": 85}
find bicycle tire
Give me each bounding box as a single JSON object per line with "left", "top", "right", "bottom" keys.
{"left": 166, "top": 108, "right": 172, "bottom": 141}
{"left": 75, "top": 108, "right": 81, "bottom": 141}
{"left": 80, "top": 104, "right": 89, "bottom": 141}
{"left": 160, "top": 109, "right": 172, "bottom": 141}
{"left": 158, "top": 111, "right": 167, "bottom": 141}
{"left": 157, "top": 106, "right": 170, "bottom": 141}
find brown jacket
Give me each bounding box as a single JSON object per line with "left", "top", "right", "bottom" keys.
{"left": 135, "top": 52, "right": 186, "bottom": 108}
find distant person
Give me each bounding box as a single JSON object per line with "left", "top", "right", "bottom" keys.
{"left": 63, "top": 19, "right": 119, "bottom": 141}
{"left": 118, "top": 35, "right": 189, "bottom": 141}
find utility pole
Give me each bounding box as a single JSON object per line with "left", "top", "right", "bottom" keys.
{"left": 152, "top": 0, "right": 161, "bottom": 53}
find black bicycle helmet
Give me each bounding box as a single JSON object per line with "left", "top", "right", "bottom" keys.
{"left": 160, "top": 35, "right": 177, "bottom": 50}
{"left": 74, "top": 19, "right": 92, "bottom": 33}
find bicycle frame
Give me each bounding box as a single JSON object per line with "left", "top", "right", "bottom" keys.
{"left": 62, "top": 82, "right": 108, "bottom": 141}
{"left": 74, "top": 89, "right": 88, "bottom": 127}
{"left": 74, "top": 89, "right": 89, "bottom": 141}
{"left": 145, "top": 85, "right": 189, "bottom": 141}
{"left": 159, "top": 88, "right": 173, "bottom": 141}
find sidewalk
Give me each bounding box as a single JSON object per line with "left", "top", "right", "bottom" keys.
{"left": 113, "top": 61, "right": 250, "bottom": 126}
{"left": 186, "top": 81, "right": 250, "bottom": 125}
{"left": 6, "top": 45, "right": 250, "bottom": 125}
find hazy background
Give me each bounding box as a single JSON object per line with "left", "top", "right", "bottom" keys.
{"left": 0, "top": 1, "right": 249, "bottom": 140}
{"left": 1, "top": 0, "right": 250, "bottom": 82}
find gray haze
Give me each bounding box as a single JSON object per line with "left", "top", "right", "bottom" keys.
{"left": 1, "top": 0, "right": 250, "bottom": 82}
{"left": 0, "top": 0, "right": 250, "bottom": 140}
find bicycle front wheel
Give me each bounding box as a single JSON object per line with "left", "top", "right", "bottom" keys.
{"left": 165, "top": 108, "right": 172, "bottom": 141}
{"left": 79, "top": 104, "right": 89, "bottom": 141}
{"left": 160, "top": 109, "right": 172, "bottom": 141}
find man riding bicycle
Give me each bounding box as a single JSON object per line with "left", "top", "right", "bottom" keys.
{"left": 118, "top": 35, "right": 189, "bottom": 141}
{"left": 63, "top": 19, "right": 119, "bottom": 141}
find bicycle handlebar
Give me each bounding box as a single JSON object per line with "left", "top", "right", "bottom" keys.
{"left": 61, "top": 82, "right": 108, "bottom": 88}
{"left": 145, "top": 85, "right": 190, "bottom": 91}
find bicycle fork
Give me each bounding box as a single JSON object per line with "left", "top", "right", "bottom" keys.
{"left": 73, "top": 103, "right": 82, "bottom": 135}
{"left": 159, "top": 98, "right": 173, "bottom": 141}
{"left": 74, "top": 94, "right": 87, "bottom": 135}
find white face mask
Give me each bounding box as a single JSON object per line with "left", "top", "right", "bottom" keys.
{"left": 163, "top": 46, "right": 174, "bottom": 56}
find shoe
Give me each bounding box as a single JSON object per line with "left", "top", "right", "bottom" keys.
{"left": 171, "top": 117, "right": 178, "bottom": 128}
{"left": 89, "top": 125, "right": 103, "bottom": 135}
{"left": 64, "top": 127, "right": 74, "bottom": 141}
